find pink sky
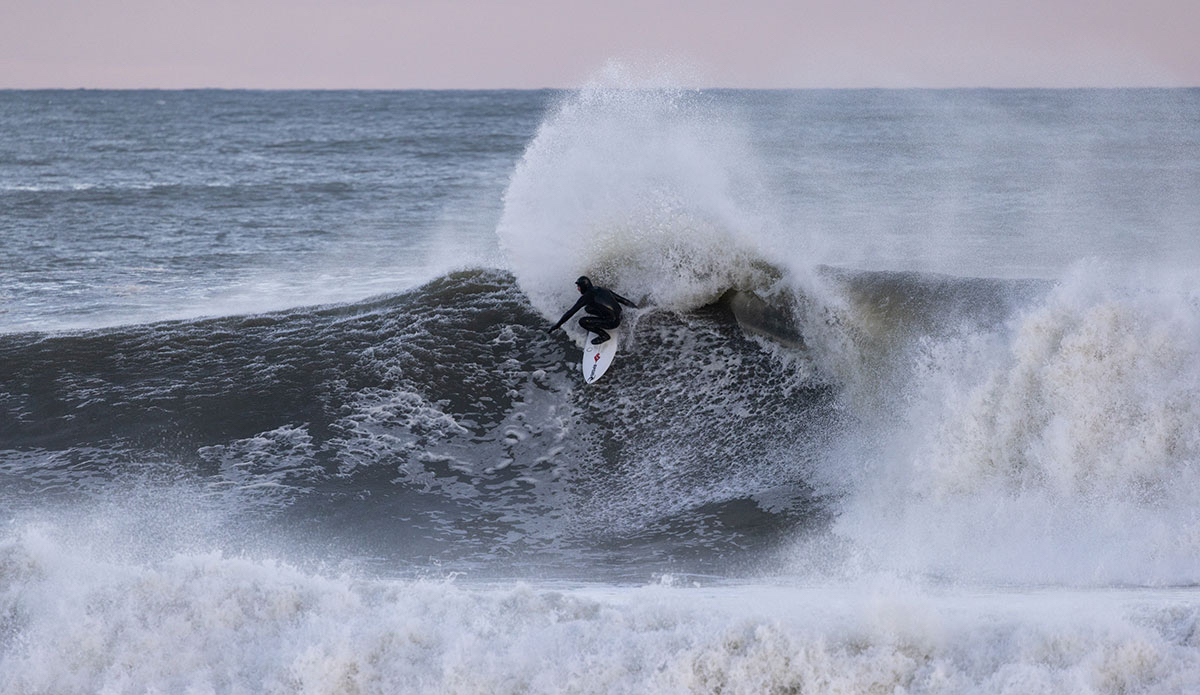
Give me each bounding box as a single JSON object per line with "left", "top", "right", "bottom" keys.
{"left": 3, "top": 0, "right": 1197, "bottom": 88}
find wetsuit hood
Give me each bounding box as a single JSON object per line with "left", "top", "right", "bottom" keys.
{"left": 575, "top": 276, "right": 593, "bottom": 292}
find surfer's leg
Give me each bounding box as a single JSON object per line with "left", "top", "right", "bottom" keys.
{"left": 580, "top": 316, "right": 618, "bottom": 344}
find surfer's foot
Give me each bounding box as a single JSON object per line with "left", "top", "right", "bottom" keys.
{"left": 590, "top": 333, "right": 610, "bottom": 345}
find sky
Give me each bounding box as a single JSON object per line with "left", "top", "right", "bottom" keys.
{"left": 3, "top": 0, "right": 1198, "bottom": 89}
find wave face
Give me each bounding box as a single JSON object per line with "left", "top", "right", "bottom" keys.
{"left": 0, "top": 269, "right": 836, "bottom": 579}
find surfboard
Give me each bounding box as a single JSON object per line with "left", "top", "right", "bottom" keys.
{"left": 581, "top": 329, "right": 619, "bottom": 383}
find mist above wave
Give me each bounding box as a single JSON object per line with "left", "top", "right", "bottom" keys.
{"left": 497, "top": 73, "right": 794, "bottom": 320}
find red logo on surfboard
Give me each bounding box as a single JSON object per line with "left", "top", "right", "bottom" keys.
{"left": 594, "top": 353, "right": 601, "bottom": 362}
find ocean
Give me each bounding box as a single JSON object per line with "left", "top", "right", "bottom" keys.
{"left": 2, "top": 84, "right": 1199, "bottom": 693}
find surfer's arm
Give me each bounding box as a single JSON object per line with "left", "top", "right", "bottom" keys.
{"left": 614, "top": 293, "right": 638, "bottom": 309}
{"left": 548, "top": 297, "right": 587, "bottom": 331}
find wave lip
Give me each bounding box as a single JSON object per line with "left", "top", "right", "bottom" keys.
{"left": 496, "top": 79, "right": 786, "bottom": 320}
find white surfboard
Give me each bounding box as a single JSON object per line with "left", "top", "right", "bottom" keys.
{"left": 581, "top": 329, "right": 619, "bottom": 383}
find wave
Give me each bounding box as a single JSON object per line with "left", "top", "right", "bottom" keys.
{"left": 487, "top": 75, "right": 1200, "bottom": 587}
{"left": 818, "top": 265, "right": 1200, "bottom": 586}
{"left": 5, "top": 81, "right": 1199, "bottom": 589}
{"left": 5, "top": 257, "right": 1199, "bottom": 586}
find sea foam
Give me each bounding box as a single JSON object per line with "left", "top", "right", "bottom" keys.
{"left": 817, "top": 263, "right": 1200, "bottom": 585}
{"left": 3, "top": 524, "right": 1199, "bottom": 695}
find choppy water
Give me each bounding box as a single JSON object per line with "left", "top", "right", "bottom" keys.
{"left": 3, "top": 83, "right": 1200, "bottom": 693}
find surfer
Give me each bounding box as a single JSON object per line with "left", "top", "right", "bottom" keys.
{"left": 547, "top": 276, "right": 638, "bottom": 344}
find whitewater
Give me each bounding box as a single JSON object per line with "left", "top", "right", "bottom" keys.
{"left": 2, "top": 80, "right": 1200, "bottom": 693}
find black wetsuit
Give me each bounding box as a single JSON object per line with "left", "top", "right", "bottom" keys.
{"left": 548, "top": 278, "right": 637, "bottom": 344}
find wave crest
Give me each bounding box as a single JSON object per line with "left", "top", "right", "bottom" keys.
{"left": 497, "top": 73, "right": 783, "bottom": 317}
